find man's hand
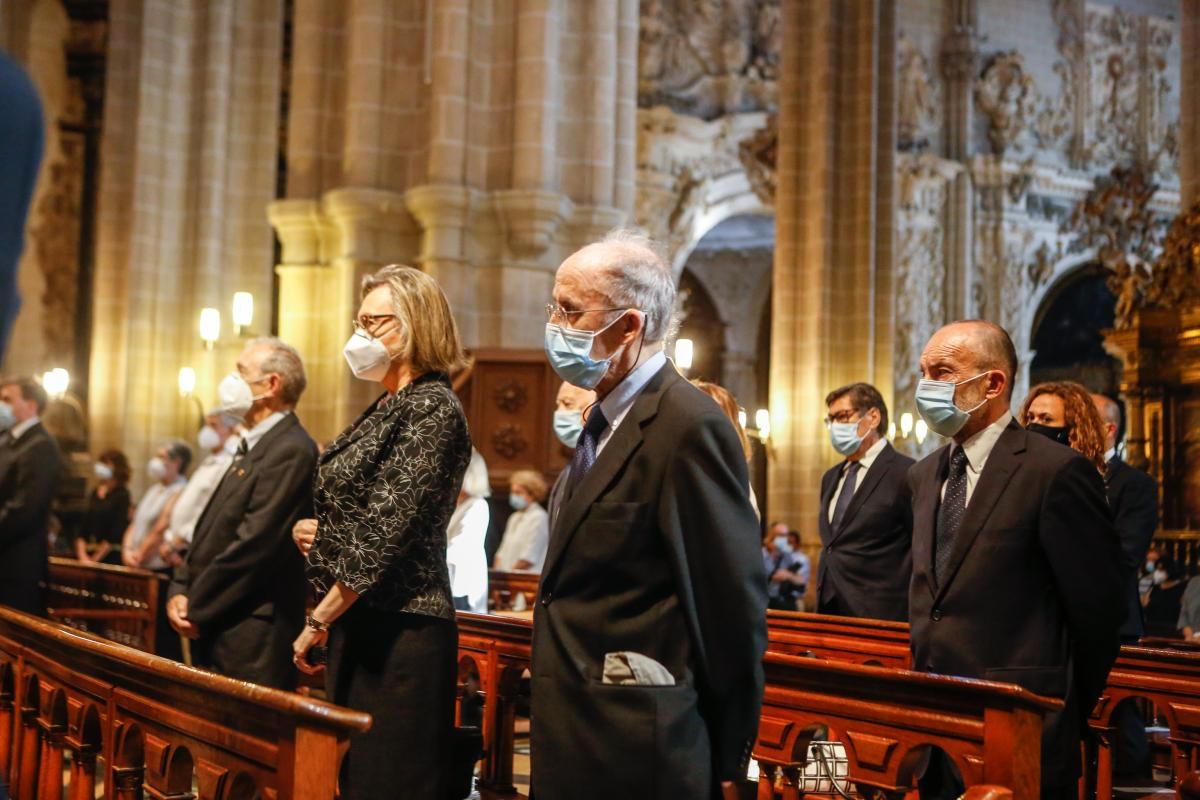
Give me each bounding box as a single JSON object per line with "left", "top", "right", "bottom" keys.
{"left": 166, "top": 594, "right": 200, "bottom": 639}
{"left": 121, "top": 549, "right": 141, "bottom": 568}
{"left": 292, "top": 519, "right": 318, "bottom": 556}
{"left": 770, "top": 568, "right": 793, "bottom": 584}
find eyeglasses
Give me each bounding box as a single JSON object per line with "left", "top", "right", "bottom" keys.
{"left": 545, "top": 304, "right": 628, "bottom": 325}
{"left": 823, "top": 412, "right": 863, "bottom": 428}
{"left": 352, "top": 313, "right": 397, "bottom": 336}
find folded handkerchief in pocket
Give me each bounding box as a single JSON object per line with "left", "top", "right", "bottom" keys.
{"left": 601, "top": 651, "right": 676, "bottom": 686}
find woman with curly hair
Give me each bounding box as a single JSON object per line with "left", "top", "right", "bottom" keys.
{"left": 1020, "top": 380, "right": 1108, "bottom": 471}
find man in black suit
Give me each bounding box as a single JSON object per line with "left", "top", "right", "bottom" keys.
{"left": 167, "top": 338, "right": 318, "bottom": 690}
{"left": 909, "top": 321, "right": 1125, "bottom": 799}
{"left": 0, "top": 377, "right": 62, "bottom": 615}
{"left": 532, "top": 230, "right": 767, "bottom": 800}
{"left": 817, "top": 382, "right": 913, "bottom": 621}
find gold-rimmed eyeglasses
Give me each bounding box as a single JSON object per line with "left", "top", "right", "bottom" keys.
{"left": 545, "top": 304, "right": 627, "bottom": 325}
{"left": 352, "top": 313, "right": 397, "bottom": 336}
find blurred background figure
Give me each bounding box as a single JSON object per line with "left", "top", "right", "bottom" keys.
{"left": 122, "top": 441, "right": 190, "bottom": 570}
{"left": 545, "top": 381, "right": 596, "bottom": 527}
{"left": 75, "top": 449, "right": 132, "bottom": 565}
{"left": 159, "top": 412, "right": 240, "bottom": 567}
{"left": 447, "top": 449, "right": 491, "bottom": 613}
{"left": 0, "top": 54, "right": 44, "bottom": 359}
{"left": 1143, "top": 555, "right": 1186, "bottom": 638}
{"left": 692, "top": 379, "right": 759, "bottom": 518}
{"left": 1020, "top": 380, "right": 1107, "bottom": 471}
{"left": 0, "top": 376, "right": 62, "bottom": 615}
{"left": 494, "top": 469, "right": 549, "bottom": 572}
{"left": 762, "top": 527, "right": 806, "bottom": 611}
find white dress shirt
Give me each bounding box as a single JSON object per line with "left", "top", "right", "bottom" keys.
{"left": 9, "top": 415, "right": 39, "bottom": 441}
{"left": 827, "top": 437, "right": 888, "bottom": 523}
{"left": 446, "top": 495, "right": 490, "bottom": 612}
{"left": 241, "top": 411, "right": 290, "bottom": 451}
{"left": 164, "top": 441, "right": 236, "bottom": 548}
{"left": 942, "top": 412, "right": 1013, "bottom": 505}
{"left": 595, "top": 351, "right": 668, "bottom": 455}
{"left": 494, "top": 502, "right": 550, "bottom": 572}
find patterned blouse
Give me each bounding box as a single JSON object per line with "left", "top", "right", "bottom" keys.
{"left": 306, "top": 373, "right": 472, "bottom": 619}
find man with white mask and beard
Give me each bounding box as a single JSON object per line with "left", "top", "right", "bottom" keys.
{"left": 167, "top": 337, "right": 318, "bottom": 689}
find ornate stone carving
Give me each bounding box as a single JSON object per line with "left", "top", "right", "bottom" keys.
{"left": 492, "top": 425, "right": 528, "bottom": 460}
{"left": 493, "top": 380, "right": 529, "bottom": 414}
{"left": 30, "top": 134, "right": 86, "bottom": 366}
{"left": 1063, "top": 165, "right": 1170, "bottom": 329}
{"left": 1035, "top": 0, "right": 1083, "bottom": 155}
{"left": 975, "top": 52, "right": 1037, "bottom": 155}
{"left": 492, "top": 190, "right": 574, "bottom": 261}
{"left": 897, "top": 34, "right": 938, "bottom": 153}
{"left": 638, "top": 0, "right": 780, "bottom": 119}
{"left": 1145, "top": 203, "right": 1200, "bottom": 311}
{"left": 737, "top": 115, "right": 776, "bottom": 205}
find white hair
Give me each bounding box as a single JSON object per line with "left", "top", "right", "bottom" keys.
{"left": 593, "top": 228, "right": 678, "bottom": 344}
{"left": 460, "top": 449, "right": 491, "bottom": 498}
{"left": 247, "top": 337, "right": 307, "bottom": 405}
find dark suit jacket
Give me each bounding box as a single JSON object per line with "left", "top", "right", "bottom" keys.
{"left": 1106, "top": 457, "right": 1158, "bottom": 640}
{"left": 0, "top": 423, "right": 62, "bottom": 614}
{"left": 170, "top": 413, "right": 317, "bottom": 689}
{"left": 816, "top": 441, "right": 914, "bottom": 621}
{"left": 530, "top": 363, "right": 767, "bottom": 800}
{"left": 908, "top": 420, "right": 1125, "bottom": 791}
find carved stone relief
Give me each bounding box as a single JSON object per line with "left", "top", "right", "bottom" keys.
{"left": 975, "top": 52, "right": 1038, "bottom": 156}
{"left": 638, "top": 0, "right": 780, "bottom": 119}
{"left": 897, "top": 34, "right": 939, "bottom": 154}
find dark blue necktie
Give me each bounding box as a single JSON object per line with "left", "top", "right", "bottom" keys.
{"left": 934, "top": 447, "right": 970, "bottom": 586}
{"left": 566, "top": 407, "right": 608, "bottom": 500}
{"left": 830, "top": 461, "right": 861, "bottom": 533}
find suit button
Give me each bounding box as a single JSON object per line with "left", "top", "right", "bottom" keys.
{"left": 826, "top": 546, "right": 832, "bottom": 553}
{"left": 931, "top": 609, "right": 943, "bottom": 621}
{"left": 541, "top": 591, "right": 553, "bottom": 607}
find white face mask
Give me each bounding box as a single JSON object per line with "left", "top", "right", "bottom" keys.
{"left": 343, "top": 331, "right": 393, "bottom": 382}
{"left": 94, "top": 462, "right": 114, "bottom": 482}
{"left": 224, "top": 434, "right": 242, "bottom": 456}
{"left": 217, "top": 373, "right": 266, "bottom": 419}
{"left": 1153, "top": 570, "right": 1168, "bottom": 585}
{"left": 197, "top": 425, "right": 222, "bottom": 453}
{"left": 147, "top": 457, "right": 168, "bottom": 482}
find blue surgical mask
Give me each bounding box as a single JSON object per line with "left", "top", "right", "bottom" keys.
{"left": 509, "top": 494, "right": 529, "bottom": 511}
{"left": 543, "top": 313, "right": 626, "bottom": 390}
{"left": 0, "top": 402, "right": 13, "bottom": 431}
{"left": 553, "top": 410, "right": 584, "bottom": 448}
{"left": 829, "top": 421, "right": 863, "bottom": 456}
{"left": 914, "top": 373, "right": 990, "bottom": 437}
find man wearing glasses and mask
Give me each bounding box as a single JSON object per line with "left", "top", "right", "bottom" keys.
{"left": 530, "top": 229, "right": 766, "bottom": 800}
{"left": 817, "top": 383, "right": 914, "bottom": 621}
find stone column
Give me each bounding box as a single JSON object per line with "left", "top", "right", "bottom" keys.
{"left": 1182, "top": 0, "right": 1200, "bottom": 205}
{"left": 770, "top": 0, "right": 896, "bottom": 554}
{"left": 940, "top": 0, "right": 980, "bottom": 319}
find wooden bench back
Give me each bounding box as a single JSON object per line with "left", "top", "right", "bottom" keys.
{"left": 44, "top": 558, "right": 163, "bottom": 653}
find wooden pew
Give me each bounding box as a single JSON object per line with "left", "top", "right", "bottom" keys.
{"left": 454, "top": 612, "right": 1056, "bottom": 799}
{"left": 44, "top": 557, "right": 163, "bottom": 653}
{"left": 488, "top": 570, "right": 539, "bottom": 612}
{"left": 766, "top": 609, "right": 912, "bottom": 668}
{"left": 755, "top": 650, "right": 1060, "bottom": 799}
{"left": 0, "top": 606, "right": 370, "bottom": 800}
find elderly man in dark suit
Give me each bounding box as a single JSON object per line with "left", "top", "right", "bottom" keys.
{"left": 531, "top": 230, "right": 767, "bottom": 800}
{"left": 0, "top": 377, "right": 62, "bottom": 615}
{"left": 817, "top": 382, "right": 914, "bottom": 621}
{"left": 908, "top": 320, "right": 1125, "bottom": 799}
{"left": 167, "top": 338, "right": 317, "bottom": 689}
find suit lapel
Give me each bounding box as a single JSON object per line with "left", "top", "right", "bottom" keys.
{"left": 541, "top": 364, "right": 677, "bottom": 582}
{"left": 817, "top": 466, "right": 838, "bottom": 544}
{"left": 934, "top": 420, "right": 1026, "bottom": 602}
{"left": 833, "top": 444, "right": 895, "bottom": 540}
{"left": 915, "top": 446, "right": 950, "bottom": 601}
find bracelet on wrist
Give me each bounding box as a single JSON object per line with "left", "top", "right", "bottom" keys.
{"left": 306, "top": 614, "right": 331, "bottom": 633}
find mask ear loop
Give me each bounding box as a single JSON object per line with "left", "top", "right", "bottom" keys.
{"left": 603, "top": 310, "right": 648, "bottom": 395}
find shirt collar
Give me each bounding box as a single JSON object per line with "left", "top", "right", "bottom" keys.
{"left": 849, "top": 436, "right": 888, "bottom": 472}
{"left": 1105, "top": 447, "right": 1117, "bottom": 463}
{"left": 10, "top": 416, "right": 39, "bottom": 441}
{"left": 953, "top": 411, "right": 1012, "bottom": 472}
{"left": 242, "top": 411, "right": 290, "bottom": 451}
{"left": 597, "top": 351, "right": 668, "bottom": 434}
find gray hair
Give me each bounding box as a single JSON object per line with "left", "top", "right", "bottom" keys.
{"left": 162, "top": 440, "right": 193, "bottom": 474}
{"left": 460, "top": 449, "right": 491, "bottom": 498}
{"left": 247, "top": 337, "right": 307, "bottom": 406}
{"left": 593, "top": 228, "right": 678, "bottom": 344}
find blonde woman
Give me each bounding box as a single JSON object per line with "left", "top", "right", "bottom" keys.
{"left": 493, "top": 469, "right": 549, "bottom": 572}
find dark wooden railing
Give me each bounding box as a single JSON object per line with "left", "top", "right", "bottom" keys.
{"left": 0, "top": 606, "right": 370, "bottom": 800}
{"left": 487, "top": 570, "right": 539, "bottom": 612}
{"left": 1153, "top": 529, "right": 1200, "bottom": 577}
{"left": 44, "top": 557, "right": 163, "bottom": 652}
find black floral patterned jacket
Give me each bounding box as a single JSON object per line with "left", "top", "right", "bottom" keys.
{"left": 306, "top": 372, "right": 471, "bottom": 618}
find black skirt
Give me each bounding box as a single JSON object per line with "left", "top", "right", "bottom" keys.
{"left": 327, "top": 604, "right": 458, "bottom": 800}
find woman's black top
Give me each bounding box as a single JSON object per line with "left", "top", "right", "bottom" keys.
{"left": 79, "top": 485, "right": 131, "bottom": 546}
{"left": 1144, "top": 581, "right": 1187, "bottom": 638}
{"left": 307, "top": 373, "right": 471, "bottom": 619}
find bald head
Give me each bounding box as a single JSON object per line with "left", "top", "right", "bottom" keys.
{"left": 1091, "top": 393, "right": 1120, "bottom": 450}
{"left": 919, "top": 320, "right": 1018, "bottom": 442}
{"left": 928, "top": 320, "right": 1018, "bottom": 400}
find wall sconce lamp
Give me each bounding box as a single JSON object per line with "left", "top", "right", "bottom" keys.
{"left": 900, "top": 412, "right": 914, "bottom": 438}
{"left": 41, "top": 368, "right": 69, "bottom": 399}
{"left": 232, "top": 292, "right": 254, "bottom": 336}
{"left": 743, "top": 406, "right": 774, "bottom": 458}
{"left": 890, "top": 411, "right": 930, "bottom": 445}
{"left": 199, "top": 308, "right": 221, "bottom": 350}
{"left": 177, "top": 367, "right": 204, "bottom": 428}
{"left": 674, "top": 338, "right": 694, "bottom": 372}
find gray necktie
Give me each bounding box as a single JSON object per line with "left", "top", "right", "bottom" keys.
{"left": 934, "top": 447, "right": 970, "bottom": 586}
{"left": 830, "top": 461, "right": 861, "bottom": 533}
